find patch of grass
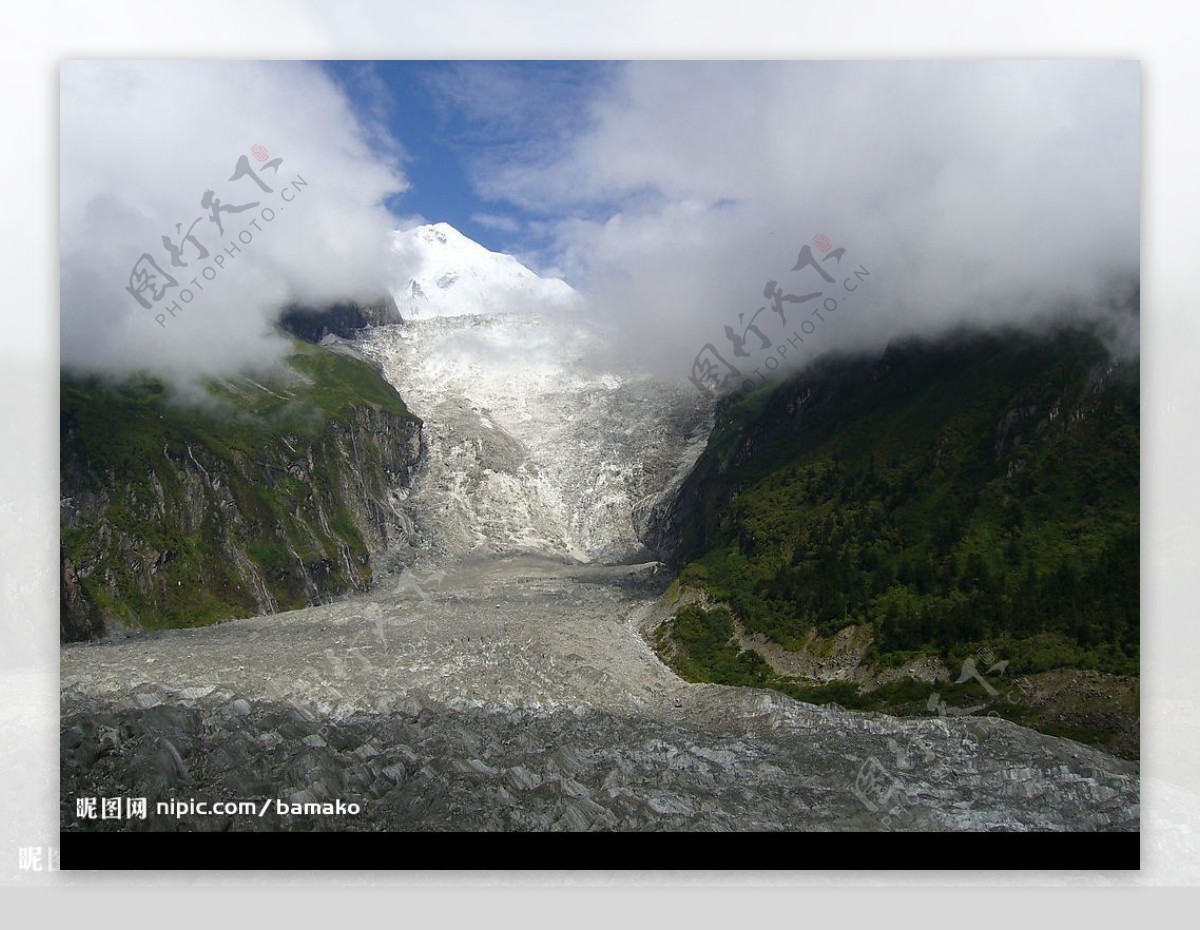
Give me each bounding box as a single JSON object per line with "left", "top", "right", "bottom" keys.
{"left": 657, "top": 604, "right": 771, "bottom": 687}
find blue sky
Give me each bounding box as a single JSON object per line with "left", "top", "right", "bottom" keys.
{"left": 323, "top": 60, "right": 611, "bottom": 257}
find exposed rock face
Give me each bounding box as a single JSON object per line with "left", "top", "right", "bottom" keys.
{"left": 59, "top": 350, "right": 423, "bottom": 642}
{"left": 640, "top": 385, "right": 763, "bottom": 566}
{"left": 279, "top": 296, "right": 403, "bottom": 343}
{"left": 60, "top": 557, "right": 1138, "bottom": 832}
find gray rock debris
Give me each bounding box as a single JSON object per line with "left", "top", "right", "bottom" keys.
{"left": 61, "top": 555, "right": 1137, "bottom": 832}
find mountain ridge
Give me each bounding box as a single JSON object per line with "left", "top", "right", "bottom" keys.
{"left": 648, "top": 322, "right": 1139, "bottom": 756}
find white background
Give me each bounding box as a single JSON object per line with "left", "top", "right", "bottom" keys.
{"left": 2, "top": 0, "right": 1196, "bottom": 918}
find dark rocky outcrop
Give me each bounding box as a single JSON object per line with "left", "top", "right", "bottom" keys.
{"left": 279, "top": 296, "right": 402, "bottom": 343}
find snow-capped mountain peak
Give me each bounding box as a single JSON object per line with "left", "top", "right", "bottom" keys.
{"left": 390, "top": 222, "right": 576, "bottom": 320}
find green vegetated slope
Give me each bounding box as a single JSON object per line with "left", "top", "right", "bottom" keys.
{"left": 60, "top": 341, "right": 422, "bottom": 641}
{"left": 656, "top": 323, "right": 1138, "bottom": 754}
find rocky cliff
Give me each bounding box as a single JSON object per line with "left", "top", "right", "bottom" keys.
{"left": 60, "top": 341, "right": 422, "bottom": 641}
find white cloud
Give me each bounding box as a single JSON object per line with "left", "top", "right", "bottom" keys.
{"left": 60, "top": 60, "right": 409, "bottom": 385}
{"left": 470, "top": 61, "right": 1141, "bottom": 374}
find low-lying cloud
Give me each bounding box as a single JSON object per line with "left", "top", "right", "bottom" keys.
{"left": 60, "top": 60, "right": 408, "bottom": 385}
{"left": 467, "top": 61, "right": 1141, "bottom": 375}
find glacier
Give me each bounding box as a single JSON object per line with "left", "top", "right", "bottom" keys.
{"left": 358, "top": 224, "right": 710, "bottom": 568}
